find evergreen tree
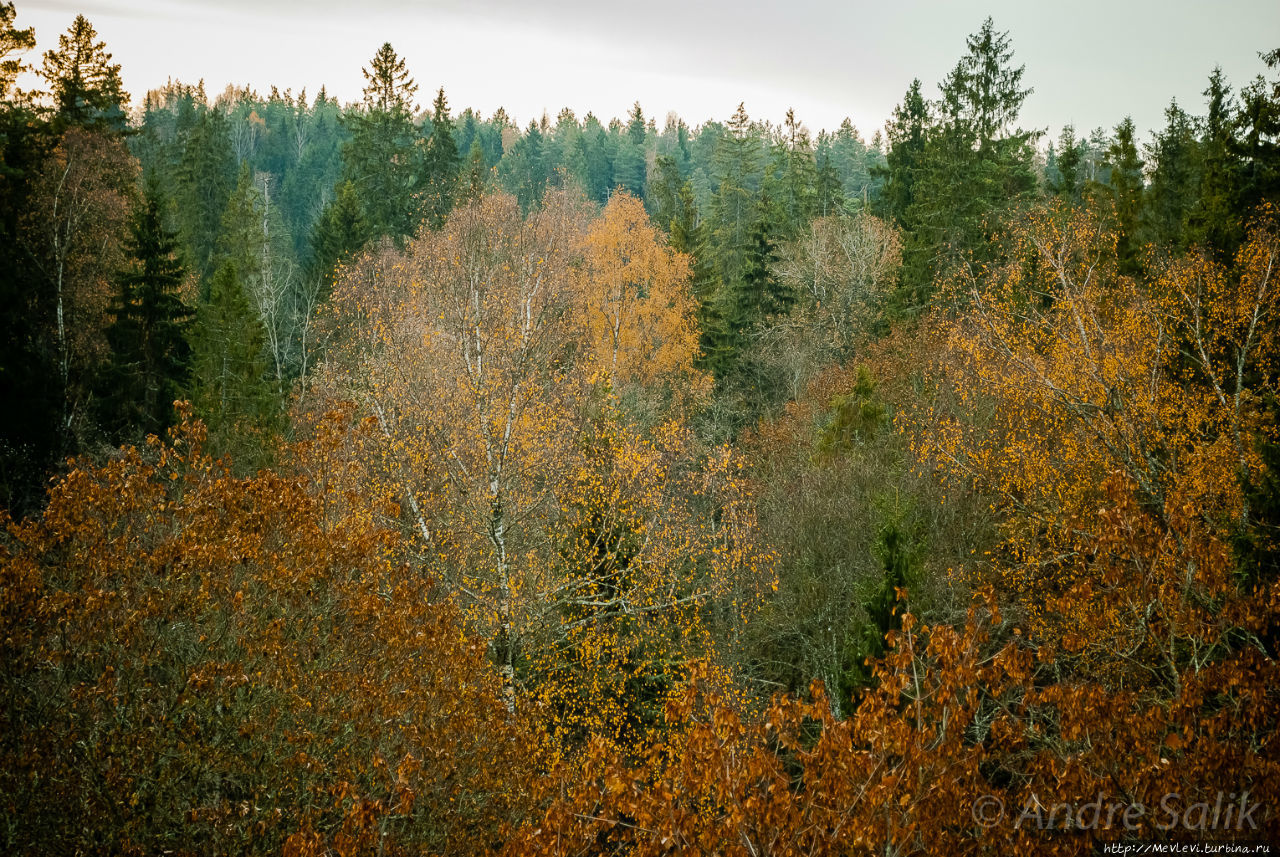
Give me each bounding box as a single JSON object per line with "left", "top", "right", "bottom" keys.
{"left": 100, "top": 181, "right": 192, "bottom": 441}
{"left": 38, "top": 14, "right": 127, "bottom": 133}
{"left": 341, "top": 43, "right": 423, "bottom": 242}
{"left": 1142, "top": 99, "right": 1201, "bottom": 250}
{"left": 712, "top": 103, "right": 760, "bottom": 288}
{"left": 0, "top": 1, "right": 34, "bottom": 103}
{"left": 307, "top": 180, "right": 369, "bottom": 295}
{"left": 875, "top": 79, "right": 929, "bottom": 225}
{"left": 1105, "top": 117, "right": 1145, "bottom": 274}
{"left": 1236, "top": 49, "right": 1280, "bottom": 213}
{"left": 423, "top": 87, "right": 460, "bottom": 228}
{"left": 176, "top": 109, "right": 237, "bottom": 290}
{"left": 901, "top": 19, "right": 1037, "bottom": 307}
{"left": 1053, "top": 124, "right": 1084, "bottom": 201}
{"left": 1188, "top": 67, "right": 1242, "bottom": 259}
{"left": 187, "top": 261, "right": 279, "bottom": 468}
{"left": 464, "top": 138, "right": 488, "bottom": 201}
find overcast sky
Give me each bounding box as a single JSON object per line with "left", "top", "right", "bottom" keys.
{"left": 15, "top": 0, "right": 1280, "bottom": 145}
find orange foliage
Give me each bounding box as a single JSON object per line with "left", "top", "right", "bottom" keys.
{"left": 0, "top": 410, "right": 535, "bottom": 855}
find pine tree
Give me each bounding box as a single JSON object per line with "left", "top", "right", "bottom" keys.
{"left": 307, "top": 180, "right": 369, "bottom": 296}
{"left": 0, "top": 1, "right": 35, "bottom": 103}
{"left": 423, "top": 87, "right": 460, "bottom": 228}
{"left": 39, "top": 14, "right": 127, "bottom": 133}
{"left": 100, "top": 181, "right": 192, "bottom": 441}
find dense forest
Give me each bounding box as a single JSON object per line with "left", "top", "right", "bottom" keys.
{"left": 1, "top": 3, "right": 1279, "bottom": 854}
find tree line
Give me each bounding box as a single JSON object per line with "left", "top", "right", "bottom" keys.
{"left": 2, "top": 4, "right": 1279, "bottom": 853}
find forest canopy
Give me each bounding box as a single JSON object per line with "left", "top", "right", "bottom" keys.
{"left": 2, "top": 4, "right": 1279, "bottom": 854}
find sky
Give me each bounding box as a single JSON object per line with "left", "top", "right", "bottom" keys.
{"left": 14, "top": 0, "right": 1280, "bottom": 145}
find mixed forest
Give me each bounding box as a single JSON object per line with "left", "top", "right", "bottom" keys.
{"left": 2, "top": 4, "right": 1280, "bottom": 854}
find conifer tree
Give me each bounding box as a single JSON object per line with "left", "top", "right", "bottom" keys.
{"left": 1143, "top": 99, "right": 1202, "bottom": 249}
{"left": 39, "top": 14, "right": 127, "bottom": 133}
{"left": 187, "top": 261, "right": 279, "bottom": 467}
{"left": 1189, "top": 67, "right": 1242, "bottom": 259}
{"left": 423, "top": 87, "right": 460, "bottom": 228}
{"left": 1105, "top": 116, "right": 1145, "bottom": 274}
{"left": 307, "top": 180, "right": 369, "bottom": 295}
{"left": 341, "top": 42, "right": 423, "bottom": 242}
{"left": 100, "top": 182, "right": 192, "bottom": 442}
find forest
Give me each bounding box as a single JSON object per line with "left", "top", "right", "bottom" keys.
{"left": 1, "top": 3, "right": 1278, "bottom": 854}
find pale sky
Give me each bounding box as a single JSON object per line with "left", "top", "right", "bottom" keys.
{"left": 15, "top": 0, "right": 1280, "bottom": 145}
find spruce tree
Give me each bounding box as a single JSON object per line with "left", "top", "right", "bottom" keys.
{"left": 1142, "top": 99, "right": 1201, "bottom": 250}
{"left": 38, "top": 14, "right": 127, "bottom": 133}
{"left": 187, "top": 261, "right": 279, "bottom": 467}
{"left": 307, "top": 180, "right": 369, "bottom": 294}
{"left": 1105, "top": 117, "right": 1145, "bottom": 275}
{"left": 341, "top": 43, "right": 423, "bottom": 242}
{"left": 1189, "top": 67, "right": 1242, "bottom": 259}
{"left": 423, "top": 87, "right": 460, "bottom": 228}
{"left": 100, "top": 182, "right": 192, "bottom": 441}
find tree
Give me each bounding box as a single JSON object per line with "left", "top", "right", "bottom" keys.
{"left": 306, "top": 179, "right": 369, "bottom": 295}
{"left": 38, "top": 14, "right": 127, "bottom": 133}
{"left": 187, "top": 261, "right": 279, "bottom": 467}
{"left": 578, "top": 191, "right": 705, "bottom": 403}
{"left": 1188, "top": 66, "right": 1243, "bottom": 259}
{"left": 422, "top": 86, "right": 460, "bottom": 228}
{"left": 902, "top": 18, "right": 1037, "bottom": 306}
{"left": 711, "top": 103, "right": 760, "bottom": 288}
{"left": 0, "top": 415, "right": 538, "bottom": 854}
{"left": 341, "top": 42, "right": 423, "bottom": 242}
{"left": 175, "top": 109, "right": 237, "bottom": 289}
{"left": 314, "top": 189, "right": 771, "bottom": 745}
{"left": 1104, "top": 116, "right": 1145, "bottom": 274}
{"left": 1051, "top": 124, "right": 1084, "bottom": 201}
{"left": 23, "top": 127, "right": 136, "bottom": 447}
{"left": 1143, "top": 99, "right": 1201, "bottom": 249}
{"left": 99, "top": 180, "right": 192, "bottom": 441}
{"left": 0, "top": 1, "right": 34, "bottom": 102}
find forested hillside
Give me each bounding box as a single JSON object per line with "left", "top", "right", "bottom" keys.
{"left": 2, "top": 4, "right": 1279, "bottom": 853}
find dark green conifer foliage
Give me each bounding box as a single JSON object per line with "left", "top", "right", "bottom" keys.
{"left": 100, "top": 182, "right": 192, "bottom": 442}
{"left": 903, "top": 18, "right": 1037, "bottom": 306}
{"left": 176, "top": 110, "right": 237, "bottom": 290}
{"left": 1142, "top": 99, "right": 1202, "bottom": 250}
{"left": 875, "top": 79, "right": 929, "bottom": 226}
{"left": 1105, "top": 117, "right": 1145, "bottom": 275}
{"left": 423, "top": 87, "right": 460, "bottom": 228}
{"left": 38, "top": 14, "right": 127, "bottom": 133}
{"left": 1189, "top": 67, "right": 1243, "bottom": 259}
{"left": 341, "top": 42, "right": 423, "bottom": 242}
{"left": 307, "top": 180, "right": 369, "bottom": 295}
{"left": 187, "top": 261, "right": 279, "bottom": 468}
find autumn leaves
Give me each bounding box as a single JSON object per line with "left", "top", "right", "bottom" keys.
{"left": 311, "top": 188, "right": 772, "bottom": 752}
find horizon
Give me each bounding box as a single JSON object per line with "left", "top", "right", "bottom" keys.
{"left": 15, "top": 0, "right": 1280, "bottom": 146}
